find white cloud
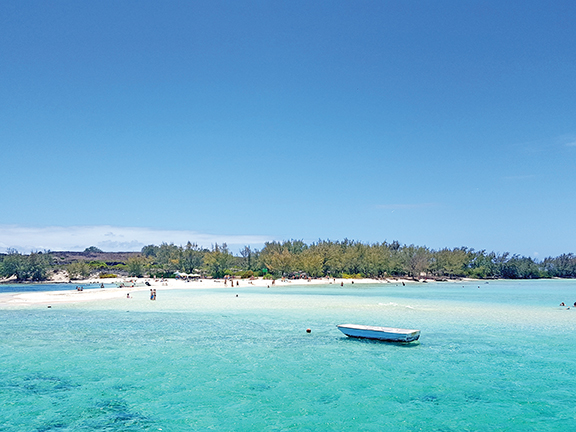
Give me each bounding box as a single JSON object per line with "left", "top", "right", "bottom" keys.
{"left": 513, "top": 134, "right": 576, "bottom": 152}
{"left": 0, "top": 225, "right": 273, "bottom": 253}
{"left": 556, "top": 133, "right": 576, "bottom": 147}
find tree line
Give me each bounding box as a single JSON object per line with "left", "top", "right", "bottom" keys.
{"left": 1, "top": 240, "right": 576, "bottom": 282}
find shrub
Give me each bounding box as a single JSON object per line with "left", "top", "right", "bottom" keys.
{"left": 99, "top": 273, "right": 117, "bottom": 279}
{"left": 342, "top": 273, "right": 363, "bottom": 279}
{"left": 149, "top": 272, "right": 176, "bottom": 279}
{"left": 240, "top": 270, "right": 254, "bottom": 279}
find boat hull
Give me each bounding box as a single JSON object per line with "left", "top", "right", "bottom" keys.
{"left": 337, "top": 324, "right": 420, "bottom": 342}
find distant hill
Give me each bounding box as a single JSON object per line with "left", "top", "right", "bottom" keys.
{"left": 50, "top": 251, "right": 141, "bottom": 265}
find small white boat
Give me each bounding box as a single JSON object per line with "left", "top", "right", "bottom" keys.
{"left": 337, "top": 324, "right": 420, "bottom": 342}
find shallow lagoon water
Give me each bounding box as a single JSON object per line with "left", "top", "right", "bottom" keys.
{"left": 2, "top": 280, "right": 576, "bottom": 431}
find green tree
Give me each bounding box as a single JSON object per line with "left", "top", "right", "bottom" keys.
{"left": 500, "top": 255, "right": 542, "bottom": 279}
{"left": 341, "top": 241, "right": 365, "bottom": 276}
{"left": 180, "top": 242, "right": 204, "bottom": 273}
{"left": 364, "top": 243, "right": 392, "bottom": 277}
{"left": 299, "top": 248, "right": 324, "bottom": 277}
{"left": 432, "top": 247, "right": 469, "bottom": 278}
{"left": 84, "top": 246, "right": 103, "bottom": 253}
{"left": 67, "top": 261, "right": 91, "bottom": 280}
{"left": 400, "top": 245, "right": 431, "bottom": 278}
{"left": 542, "top": 254, "right": 576, "bottom": 278}
{"left": 0, "top": 250, "right": 52, "bottom": 281}
{"left": 26, "top": 252, "right": 53, "bottom": 280}
{"left": 239, "top": 246, "right": 253, "bottom": 270}
{"left": 127, "top": 256, "right": 147, "bottom": 277}
{"left": 262, "top": 249, "right": 294, "bottom": 276}
{"left": 141, "top": 244, "right": 159, "bottom": 258}
{"left": 0, "top": 250, "right": 24, "bottom": 279}
{"left": 260, "top": 242, "right": 293, "bottom": 276}
{"left": 204, "top": 243, "right": 234, "bottom": 278}
{"left": 155, "top": 243, "right": 182, "bottom": 273}
{"left": 467, "top": 250, "right": 497, "bottom": 278}
{"left": 316, "top": 240, "right": 344, "bottom": 277}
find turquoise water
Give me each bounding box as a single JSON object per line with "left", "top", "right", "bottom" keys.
{"left": 2, "top": 280, "right": 576, "bottom": 431}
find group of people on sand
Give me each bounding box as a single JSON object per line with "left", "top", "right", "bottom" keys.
{"left": 559, "top": 302, "right": 576, "bottom": 307}
{"left": 124, "top": 289, "right": 156, "bottom": 300}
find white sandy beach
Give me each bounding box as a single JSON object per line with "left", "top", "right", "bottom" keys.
{"left": 0, "top": 276, "right": 421, "bottom": 306}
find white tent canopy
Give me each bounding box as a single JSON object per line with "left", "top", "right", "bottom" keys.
{"left": 174, "top": 271, "right": 201, "bottom": 277}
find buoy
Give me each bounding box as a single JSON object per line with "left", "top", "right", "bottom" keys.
{"left": 306, "top": 328, "right": 311, "bottom": 333}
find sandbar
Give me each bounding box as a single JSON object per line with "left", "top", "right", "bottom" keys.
{"left": 0, "top": 276, "right": 418, "bottom": 306}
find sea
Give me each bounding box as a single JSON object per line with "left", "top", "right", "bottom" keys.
{"left": 1, "top": 279, "right": 576, "bottom": 431}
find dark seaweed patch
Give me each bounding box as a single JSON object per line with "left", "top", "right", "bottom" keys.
{"left": 35, "top": 422, "right": 68, "bottom": 432}
{"left": 109, "top": 383, "right": 139, "bottom": 392}
{"left": 11, "top": 374, "right": 77, "bottom": 395}
{"left": 464, "top": 393, "right": 483, "bottom": 403}
{"left": 248, "top": 383, "right": 272, "bottom": 392}
{"left": 96, "top": 398, "right": 130, "bottom": 412}
{"left": 91, "top": 398, "right": 152, "bottom": 430}
{"left": 318, "top": 394, "right": 340, "bottom": 404}
{"left": 413, "top": 394, "right": 440, "bottom": 404}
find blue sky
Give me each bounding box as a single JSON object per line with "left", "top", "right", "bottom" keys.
{"left": 1, "top": 1, "right": 575, "bottom": 257}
